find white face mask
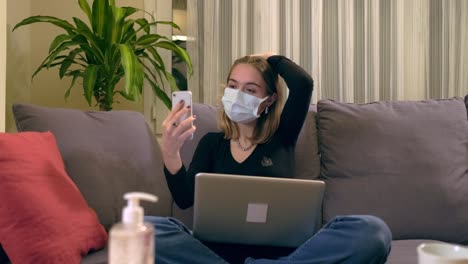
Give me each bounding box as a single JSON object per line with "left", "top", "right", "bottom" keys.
{"left": 221, "top": 87, "right": 269, "bottom": 123}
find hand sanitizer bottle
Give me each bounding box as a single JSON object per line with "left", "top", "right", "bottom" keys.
{"left": 108, "top": 192, "right": 158, "bottom": 264}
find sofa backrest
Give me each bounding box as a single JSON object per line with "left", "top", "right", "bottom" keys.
{"left": 317, "top": 97, "right": 468, "bottom": 244}
{"left": 175, "top": 103, "right": 321, "bottom": 227}
{"left": 12, "top": 103, "right": 172, "bottom": 231}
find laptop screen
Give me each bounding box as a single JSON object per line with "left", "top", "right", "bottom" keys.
{"left": 192, "top": 173, "right": 325, "bottom": 247}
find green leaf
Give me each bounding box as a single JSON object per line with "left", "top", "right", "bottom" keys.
{"left": 129, "top": 20, "right": 160, "bottom": 42}
{"left": 143, "top": 50, "right": 177, "bottom": 93}
{"left": 46, "top": 56, "right": 66, "bottom": 68}
{"left": 83, "top": 65, "right": 98, "bottom": 105}
{"left": 110, "top": 6, "right": 125, "bottom": 43}
{"left": 108, "top": 6, "right": 135, "bottom": 44}
{"left": 155, "top": 20, "right": 181, "bottom": 31}
{"left": 163, "top": 70, "right": 179, "bottom": 93}
{"left": 78, "top": 0, "right": 92, "bottom": 22}
{"left": 71, "top": 34, "right": 101, "bottom": 63}
{"left": 145, "top": 73, "right": 171, "bottom": 109}
{"left": 73, "top": 17, "right": 93, "bottom": 35}
{"left": 136, "top": 34, "right": 160, "bottom": 46}
{"left": 155, "top": 41, "right": 193, "bottom": 75}
{"left": 73, "top": 17, "right": 102, "bottom": 55}
{"left": 135, "top": 18, "right": 150, "bottom": 34}
{"left": 32, "top": 56, "right": 52, "bottom": 79}
{"left": 119, "top": 44, "right": 144, "bottom": 99}
{"left": 64, "top": 70, "right": 83, "bottom": 100}
{"left": 46, "top": 41, "right": 77, "bottom": 68}
{"left": 13, "top": 16, "right": 76, "bottom": 34}
{"left": 116, "top": 90, "right": 135, "bottom": 101}
{"left": 32, "top": 49, "right": 68, "bottom": 79}
{"left": 59, "top": 59, "right": 73, "bottom": 78}
{"left": 146, "top": 46, "right": 164, "bottom": 67}
{"left": 32, "top": 56, "right": 67, "bottom": 74}
{"left": 144, "top": 48, "right": 167, "bottom": 88}
{"left": 141, "top": 50, "right": 166, "bottom": 91}
{"left": 59, "top": 48, "right": 83, "bottom": 78}
{"left": 102, "top": 4, "right": 115, "bottom": 45}
{"left": 49, "top": 34, "right": 71, "bottom": 53}
{"left": 92, "top": 0, "right": 109, "bottom": 37}
{"left": 141, "top": 54, "right": 164, "bottom": 90}
{"left": 122, "top": 7, "right": 138, "bottom": 18}
{"left": 122, "top": 21, "right": 138, "bottom": 43}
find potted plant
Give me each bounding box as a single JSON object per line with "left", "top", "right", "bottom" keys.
{"left": 13, "top": 0, "right": 192, "bottom": 111}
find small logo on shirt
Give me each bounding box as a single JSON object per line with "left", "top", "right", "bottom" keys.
{"left": 261, "top": 156, "right": 273, "bottom": 167}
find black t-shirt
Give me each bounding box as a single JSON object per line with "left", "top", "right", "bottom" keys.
{"left": 165, "top": 55, "right": 314, "bottom": 210}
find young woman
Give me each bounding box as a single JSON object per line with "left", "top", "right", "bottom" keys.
{"left": 148, "top": 53, "right": 392, "bottom": 264}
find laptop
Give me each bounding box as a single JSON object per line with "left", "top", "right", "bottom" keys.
{"left": 192, "top": 173, "right": 325, "bottom": 248}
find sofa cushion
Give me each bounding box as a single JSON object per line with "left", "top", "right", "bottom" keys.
{"left": 317, "top": 98, "right": 468, "bottom": 243}
{"left": 295, "top": 104, "right": 320, "bottom": 180}
{"left": 0, "top": 131, "right": 107, "bottom": 263}
{"left": 12, "top": 103, "right": 171, "bottom": 230}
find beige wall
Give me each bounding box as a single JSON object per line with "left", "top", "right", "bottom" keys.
{"left": 6, "top": 0, "right": 144, "bottom": 132}
{"left": 6, "top": 0, "right": 31, "bottom": 132}
{"left": 0, "top": 0, "right": 6, "bottom": 132}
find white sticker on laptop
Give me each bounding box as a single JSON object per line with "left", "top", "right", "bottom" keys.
{"left": 246, "top": 203, "right": 268, "bottom": 223}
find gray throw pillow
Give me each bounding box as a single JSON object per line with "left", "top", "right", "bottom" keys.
{"left": 12, "top": 103, "right": 171, "bottom": 230}
{"left": 296, "top": 105, "right": 320, "bottom": 180}
{"left": 317, "top": 98, "right": 468, "bottom": 243}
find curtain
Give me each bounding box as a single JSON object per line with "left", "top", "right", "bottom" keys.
{"left": 429, "top": 0, "right": 468, "bottom": 99}
{"left": 186, "top": 0, "right": 468, "bottom": 105}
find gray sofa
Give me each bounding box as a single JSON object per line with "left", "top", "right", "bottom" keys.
{"left": 2, "top": 95, "right": 467, "bottom": 264}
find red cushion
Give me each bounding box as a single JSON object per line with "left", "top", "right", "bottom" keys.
{"left": 0, "top": 132, "right": 108, "bottom": 263}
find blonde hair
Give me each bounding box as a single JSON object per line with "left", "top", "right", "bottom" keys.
{"left": 218, "top": 55, "right": 284, "bottom": 144}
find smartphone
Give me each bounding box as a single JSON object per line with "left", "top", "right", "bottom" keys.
{"left": 171, "top": 91, "right": 193, "bottom": 139}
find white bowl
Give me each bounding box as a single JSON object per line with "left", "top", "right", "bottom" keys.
{"left": 418, "top": 243, "right": 468, "bottom": 264}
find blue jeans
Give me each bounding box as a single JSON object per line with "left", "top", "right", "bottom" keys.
{"left": 146, "top": 215, "right": 392, "bottom": 264}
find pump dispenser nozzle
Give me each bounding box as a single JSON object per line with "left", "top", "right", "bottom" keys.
{"left": 122, "top": 192, "right": 158, "bottom": 225}
{"left": 109, "top": 192, "right": 158, "bottom": 264}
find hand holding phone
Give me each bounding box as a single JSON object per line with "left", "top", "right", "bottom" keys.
{"left": 171, "top": 91, "right": 193, "bottom": 139}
